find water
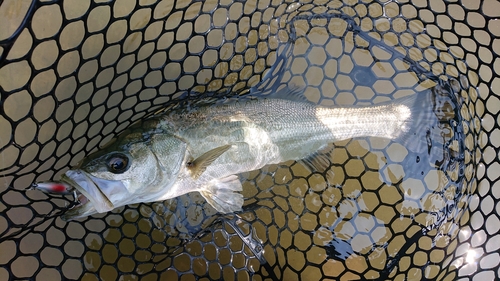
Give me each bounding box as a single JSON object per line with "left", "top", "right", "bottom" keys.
{"left": 127, "top": 11, "right": 477, "bottom": 279}
{"left": 1, "top": 6, "right": 476, "bottom": 280}
{"left": 0, "top": 1, "right": 486, "bottom": 280}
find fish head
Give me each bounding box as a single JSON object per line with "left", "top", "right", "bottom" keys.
{"left": 61, "top": 128, "right": 187, "bottom": 220}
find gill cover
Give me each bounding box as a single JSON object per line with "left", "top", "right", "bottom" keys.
{"left": 62, "top": 130, "right": 188, "bottom": 220}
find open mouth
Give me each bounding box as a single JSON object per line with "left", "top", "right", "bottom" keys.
{"left": 60, "top": 174, "right": 93, "bottom": 206}
{"left": 75, "top": 191, "right": 90, "bottom": 205}
{"left": 58, "top": 176, "right": 96, "bottom": 220}
{"left": 58, "top": 171, "right": 114, "bottom": 220}
{"left": 68, "top": 188, "right": 90, "bottom": 210}
{"left": 34, "top": 170, "right": 121, "bottom": 220}
{"left": 61, "top": 189, "right": 95, "bottom": 221}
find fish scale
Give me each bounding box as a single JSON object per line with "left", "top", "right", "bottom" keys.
{"left": 34, "top": 85, "right": 452, "bottom": 220}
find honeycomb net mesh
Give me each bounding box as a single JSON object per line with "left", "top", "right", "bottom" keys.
{"left": 0, "top": 0, "right": 498, "bottom": 280}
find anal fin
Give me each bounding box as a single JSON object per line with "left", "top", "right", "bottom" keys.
{"left": 200, "top": 175, "right": 244, "bottom": 214}
{"left": 300, "top": 144, "right": 334, "bottom": 173}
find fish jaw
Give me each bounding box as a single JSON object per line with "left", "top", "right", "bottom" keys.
{"left": 61, "top": 198, "right": 97, "bottom": 221}
{"left": 59, "top": 170, "right": 116, "bottom": 220}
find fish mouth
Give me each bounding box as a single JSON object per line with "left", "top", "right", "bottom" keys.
{"left": 60, "top": 170, "right": 114, "bottom": 221}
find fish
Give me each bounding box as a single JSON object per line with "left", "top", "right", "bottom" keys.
{"left": 36, "top": 85, "right": 442, "bottom": 221}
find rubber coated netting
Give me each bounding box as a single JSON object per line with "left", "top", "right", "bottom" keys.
{"left": 0, "top": 0, "right": 499, "bottom": 280}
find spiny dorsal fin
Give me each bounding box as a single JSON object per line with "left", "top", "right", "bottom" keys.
{"left": 188, "top": 144, "right": 232, "bottom": 179}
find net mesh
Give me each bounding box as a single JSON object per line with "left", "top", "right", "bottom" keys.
{"left": 0, "top": 0, "right": 498, "bottom": 280}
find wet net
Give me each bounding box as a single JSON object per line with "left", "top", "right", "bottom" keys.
{"left": 0, "top": 0, "right": 498, "bottom": 280}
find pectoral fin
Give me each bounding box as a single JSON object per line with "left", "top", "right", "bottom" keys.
{"left": 200, "top": 175, "right": 244, "bottom": 213}
{"left": 188, "top": 144, "right": 232, "bottom": 179}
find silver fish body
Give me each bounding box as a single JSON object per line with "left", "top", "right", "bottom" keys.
{"left": 45, "top": 87, "right": 435, "bottom": 220}
{"left": 164, "top": 95, "right": 412, "bottom": 180}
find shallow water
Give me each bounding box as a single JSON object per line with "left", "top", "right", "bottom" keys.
{"left": 0, "top": 1, "right": 486, "bottom": 280}
{"left": 117, "top": 10, "right": 477, "bottom": 278}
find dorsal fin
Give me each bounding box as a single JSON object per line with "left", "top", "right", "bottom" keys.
{"left": 250, "top": 84, "right": 311, "bottom": 103}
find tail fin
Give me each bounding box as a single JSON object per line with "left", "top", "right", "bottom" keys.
{"left": 394, "top": 83, "right": 462, "bottom": 154}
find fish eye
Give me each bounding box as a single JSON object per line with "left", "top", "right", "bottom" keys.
{"left": 107, "top": 154, "right": 129, "bottom": 174}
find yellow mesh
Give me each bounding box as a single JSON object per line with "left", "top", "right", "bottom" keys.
{"left": 0, "top": 0, "right": 498, "bottom": 280}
